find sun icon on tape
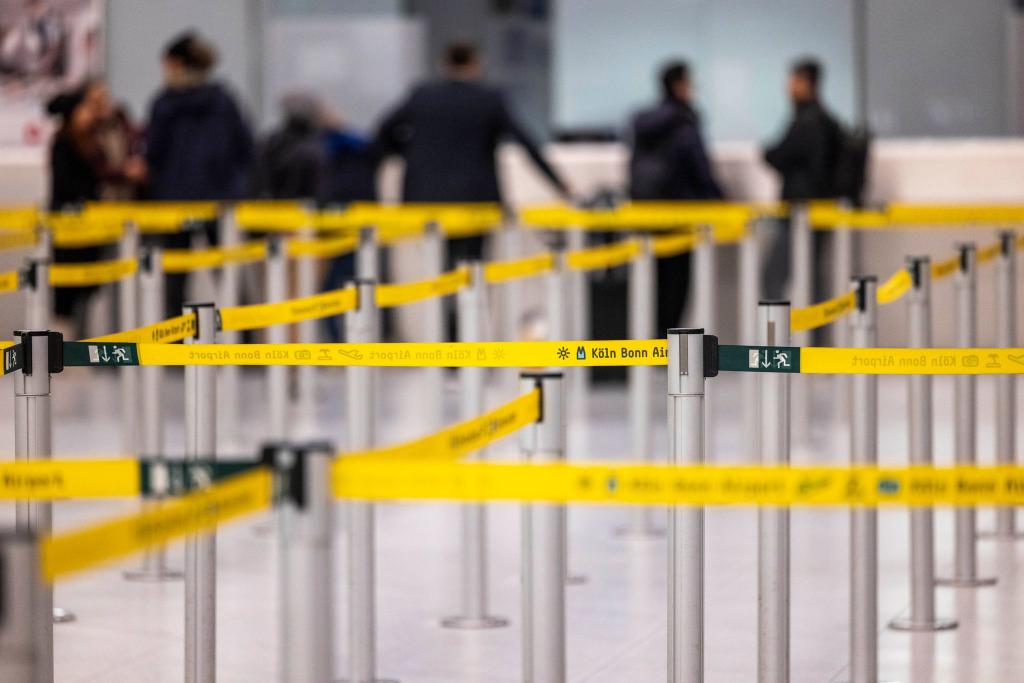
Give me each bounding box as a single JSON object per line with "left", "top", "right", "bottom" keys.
{"left": 557, "top": 346, "right": 570, "bottom": 360}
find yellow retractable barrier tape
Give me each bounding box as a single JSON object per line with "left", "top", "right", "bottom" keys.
{"left": 877, "top": 269, "right": 912, "bottom": 305}
{"left": 88, "top": 313, "right": 197, "bottom": 344}
{"left": 162, "top": 241, "right": 267, "bottom": 273}
{"left": 977, "top": 241, "right": 1002, "bottom": 265}
{"left": 0, "top": 270, "right": 19, "bottom": 294}
{"left": 345, "top": 389, "right": 539, "bottom": 463}
{"left": 808, "top": 205, "right": 889, "bottom": 229}
{"left": 0, "top": 207, "right": 39, "bottom": 233}
{"left": 50, "top": 258, "right": 137, "bottom": 287}
{"left": 566, "top": 240, "right": 641, "bottom": 271}
{"left": 47, "top": 214, "right": 125, "bottom": 247}
{"left": 219, "top": 286, "right": 357, "bottom": 332}
{"left": 333, "top": 462, "right": 1024, "bottom": 507}
{"left": 800, "top": 347, "right": 1024, "bottom": 375}
{"left": 651, "top": 233, "right": 698, "bottom": 258}
{"left": 41, "top": 468, "right": 271, "bottom": 582}
{"left": 83, "top": 202, "right": 218, "bottom": 232}
{"left": 483, "top": 253, "right": 554, "bottom": 284}
{"left": 135, "top": 341, "right": 1024, "bottom": 375}
{"left": 0, "top": 230, "right": 38, "bottom": 251}
{"left": 286, "top": 234, "right": 358, "bottom": 259}
{"left": 136, "top": 340, "right": 667, "bottom": 367}
{"left": 0, "top": 460, "right": 138, "bottom": 499}
{"left": 376, "top": 268, "right": 470, "bottom": 308}
{"left": 888, "top": 204, "right": 1024, "bottom": 225}
{"left": 344, "top": 202, "right": 502, "bottom": 231}
{"left": 931, "top": 254, "right": 960, "bottom": 281}
{"left": 521, "top": 202, "right": 754, "bottom": 230}
{"left": 711, "top": 220, "right": 748, "bottom": 243}
{"left": 234, "top": 201, "right": 312, "bottom": 232}
{"left": 790, "top": 291, "right": 856, "bottom": 333}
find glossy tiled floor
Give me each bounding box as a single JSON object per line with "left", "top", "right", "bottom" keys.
{"left": 3, "top": 366, "right": 1023, "bottom": 682}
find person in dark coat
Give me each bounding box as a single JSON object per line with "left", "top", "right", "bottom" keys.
{"left": 251, "top": 92, "right": 325, "bottom": 201}
{"left": 145, "top": 31, "right": 254, "bottom": 316}
{"left": 762, "top": 57, "right": 843, "bottom": 301}
{"left": 629, "top": 60, "right": 722, "bottom": 335}
{"left": 375, "top": 42, "right": 569, "bottom": 265}
{"left": 47, "top": 81, "right": 146, "bottom": 338}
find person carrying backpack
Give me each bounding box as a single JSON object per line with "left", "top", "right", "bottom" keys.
{"left": 629, "top": 60, "right": 722, "bottom": 335}
{"left": 763, "top": 57, "right": 847, "bottom": 304}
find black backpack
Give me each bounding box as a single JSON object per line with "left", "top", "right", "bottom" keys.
{"left": 835, "top": 125, "right": 872, "bottom": 207}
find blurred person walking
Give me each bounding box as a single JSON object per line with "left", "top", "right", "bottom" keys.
{"left": 252, "top": 92, "right": 325, "bottom": 201}
{"left": 145, "top": 31, "right": 254, "bottom": 316}
{"left": 762, "top": 57, "right": 843, "bottom": 301}
{"left": 47, "top": 80, "right": 146, "bottom": 338}
{"left": 375, "top": 42, "right": 569, "bottom": 265}
{"left": 629, "top": 60, "right": 722, "bottom": 334}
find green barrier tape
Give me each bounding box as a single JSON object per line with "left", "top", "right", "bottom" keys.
{"left": 3, "top": 343, "right": 23, "bottom": 375}
{"left": 63, "top": 341, "right": 139, "bottom": 367}
{"left": 140, "top": 459, "right": 264, "bottom": 497}
{"left": 719, "top": 345, "right": 801, "bottom": 374}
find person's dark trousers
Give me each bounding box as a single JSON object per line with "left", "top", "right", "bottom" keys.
{"left": 322, "top": 253, "right": 355, "bottom": 342}
{"left": 811, "top": 229, "right": 834, "bottom": 345}
{"left": 656, "top": 251, "right": 691, "bottom": 336}
{"left": 762, "top": 215, "right": 791, "bottom": 302}
{"left": 445, "top": 235, "right": 485, "bottom": 342}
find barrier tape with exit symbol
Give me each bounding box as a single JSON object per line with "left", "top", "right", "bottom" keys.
{"left": 51, "top": 340, "right": 1024, "bottom": 375}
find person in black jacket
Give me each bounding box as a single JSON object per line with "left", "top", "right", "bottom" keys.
{"left": 375, "top": 43, "right": 569, "bottom": 264}
{"left": 145, "top": 32, "right": 254, "bottom": 316}
{"left": 252, "top": 92, "right": 325, "bottom": 201}
{"left": 629, "top": 60, "right": 722, "bottom": 334}
{"left": 763, "top": 57, "right": 843, "bottom": 301}
{"left": 47, "top": 81, "right": 146, "bottom": 338}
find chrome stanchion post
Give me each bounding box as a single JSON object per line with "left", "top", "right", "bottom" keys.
{"left": 124, "top": 247, "right": 181, "bottom": 581}
{"left": 184, "top": 303, "right": 217, "bottom": 683}
{"left": 545, "top": 251, "right": 584, "bottom": 584}
{"left": 758, "top": 301, "right": 790, "bottom": 683}
{"left": 295, "top": 214, "right": 318, "bottom": 436}
{"left": 667, "top": 328, "right": 706, "bottom": 683}
{"left": 620, "top": 235, "right": 661, "bottom": 538}
{"left": 520, "top": 372, "right": 566, "bottom": 683}
{"left": 890, "top": 258, "right": 957, "bottom": 631}
{"left": 266, "top": 235, "right": 289, "bottom": 443}
{"left": 344, "top": 279, "right": 393, "bottom": 683}
{"left": 13, "top": 330, "right": 58, "bottom": 683}
{"left": 849, "top": 276, "right": 878, "bottom": 683}
{"left": 938, "top": 244, "right": 997, "bottom": 587}
{"left": 119, "top": 223, "right": 139, "bottom": 455}
{"left": 356, "top": 225, "right": 378, "bottom": 281}
{"left": 0, "top": 531, "right": 46, "bottom": 683}
{"left": 218, "top": 206, "right": 241, "bottom": 447}
{"left": 499, "top": 218, "right": 523, "bottom": 400}
{"left": 992, "top": 231, "right": 1019, "bottom": 538}
{"left": 791, "top": 204, "right": 811, "bottom": 445}
{"left": 423, "top": 222, "right": 445, "bottom": 431}
{"left": 566, "top": 227, "right": 588, "bottom": 423}
{"left": 741, "top": 220, "right": 761, "bottom": 461}
{"left": 694, "top": 225, "right": 716, "bottom": 458}
{"left": 24, "top": 259, "right": 50, "bottom": 331}
{"left": 443, "top": 262, "right": 507, "bottom": 629}
{"left": 278, "top": 442, "right": 335, "bottom": 683}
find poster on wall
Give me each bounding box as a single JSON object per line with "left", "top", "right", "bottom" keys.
{"left": 0, "top": 0, "right": 104, "bottom": 147}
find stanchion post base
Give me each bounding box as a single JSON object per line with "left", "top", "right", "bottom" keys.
{"left": 122, "top": 568, "right": 184, "bottom": 582}
{"left": 935, "top": 576, "right": 997, "bottom": 588}
{"left": 53, "top": 607, "right": 76, "bottom": 623}
{"left": 888, "top": 616, "right": 958, "bottom": 632}
{"left": 977, "top": 530, "right": 1024, "bottom": 541}
{"left": 440, "top": 615, "right": 509, "bottom": 630}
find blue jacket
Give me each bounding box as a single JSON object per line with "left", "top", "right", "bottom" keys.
{"left": 146, "top": 82, "right": 254, "bottom": 200}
